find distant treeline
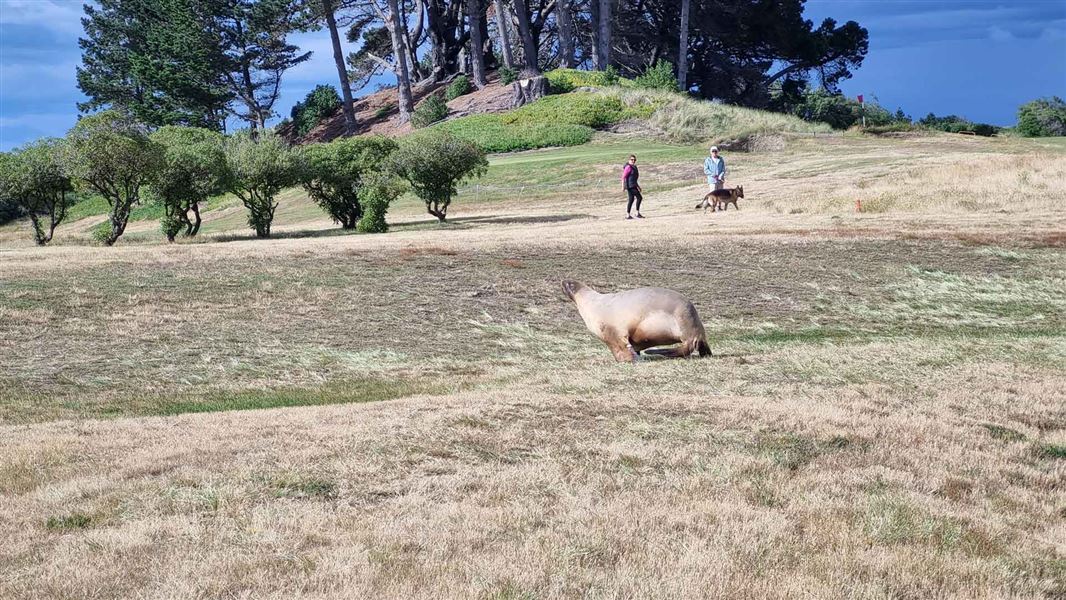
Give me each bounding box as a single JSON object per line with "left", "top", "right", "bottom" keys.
{"left": 74, "top": 0, "right": 870, "bottom": 131}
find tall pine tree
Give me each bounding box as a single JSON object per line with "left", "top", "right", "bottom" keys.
{"left": 216, "top": 0, "right": 312, "bottom": 131}
{"left": 77, "top": 0, "right": 231, "bottom": 129}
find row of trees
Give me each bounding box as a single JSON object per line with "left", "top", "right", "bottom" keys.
{"left": 77, "top": 0, "right": 869, "bottom": 131}
{"left": 0, "top": 112, "right": 487, "bottom": 245}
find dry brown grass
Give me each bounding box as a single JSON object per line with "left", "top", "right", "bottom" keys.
{"left": 1, "top": 134, "right": 1064, "bottom": 598}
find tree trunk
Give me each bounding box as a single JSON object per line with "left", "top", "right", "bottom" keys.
{"left": 323, "top": 0, "right": 357, "bottom": 135}
{"left": 425, "top": 0, "right": 468, "bottom": 80}
{"left": 479, "top": 12, "right": 496, "bottom": 70}
{"left": 597, "top": 0, "right": 611, "bottom": 69}
{"left": 557, "top": 0, "right": 573, "bottom": 68}
{"left": 493, "top": 0, "right": 514, "bottom": 69}
{"left": 466, "top": 0, "right": 487, "bottom": 87}
{"left": 189, "top": 202, "right": 202, "bottom": 236}
{"left": 29, "top": 214, "right": 46, "bottom": 246}
{"left": 677, "top": 0, "right": 690, "bottom": 91}
{"left": 511, "top": 75, "right": 549, "bottom": 107}
{"left": 402, "top": 0, "right": 426, "bottom": 80}
{"left": 386, "top": 0, "right": 415, "bottom": 121}
{"left": 590, "top": 0, "right": 602, "bottom": 70}
{"left": 512, "top": 0, "right": 538, "bottom": 74}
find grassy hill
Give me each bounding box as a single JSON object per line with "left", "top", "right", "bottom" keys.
{"left": 2, "top": 113, "right": 1065, "bottom": 597}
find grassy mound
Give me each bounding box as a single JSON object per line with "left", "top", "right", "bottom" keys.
{"left": 431, "top": 92, "right": 657, "bottom": 152}
{"left": 435, "top": 83, "right": 829, "bottom": 153}
{"left": 603, "top": 88, "right": 832, "bottom": 144}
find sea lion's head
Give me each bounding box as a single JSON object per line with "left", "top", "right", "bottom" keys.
{"left": 561, "top": 280, "right": 586, "bottom": 301}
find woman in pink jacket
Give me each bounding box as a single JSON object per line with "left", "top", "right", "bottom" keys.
{"left": 621, "top": 154, "right": 643, "bottom": 219}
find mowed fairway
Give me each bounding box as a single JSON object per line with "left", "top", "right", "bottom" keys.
{"left": 1, "top": 133, "right": 1064, "bottom": 598}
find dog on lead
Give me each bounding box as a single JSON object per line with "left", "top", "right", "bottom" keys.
{"left": 695, "top": 185, "right": 744, "bottom": 212}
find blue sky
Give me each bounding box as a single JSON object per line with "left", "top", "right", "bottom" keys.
{"left": 1, "top": 0, "right": 1064, "bottom": 151}
{"left": 804, "top": 1, "right": 1066, "bottom": 124}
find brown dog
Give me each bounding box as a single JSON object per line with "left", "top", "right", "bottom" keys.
{"left": 695, "top": 185, "right": 744, "bottom": 211}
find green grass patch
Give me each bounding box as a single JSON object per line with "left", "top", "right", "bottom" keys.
{"left": 153, "top": 376, "right": 452, "bottom": 417}
{"left": 432, "top": 92, "right": 658, "bottom": 153}
{"left": 46, "top": 513, "right": 95, "bottom": 531}
{"left": 1032, "top": 443, "right": 1066, "bottom": 459}
{"left": 64, "top": 192, "right": 240, "bottom": 226}
{"left": 735, "top": 327, "right": 857, "bottom": 345}
{"left": 982, "top": 424, "right": 1026, "bottom": 442}
{"left": 753, "top": 433, "right": 855, "bottom": 472}
{"left": 433, "top": 115, "right": 593, "bottom": 153}
{"left": 271, "top": 475, "right": 338, "bottom": 500}
{"left": 544, "top": 68, "right": 634, "bottom": 93}
{"left": 863, "top": 497, "right": 1002, "bottom": 556}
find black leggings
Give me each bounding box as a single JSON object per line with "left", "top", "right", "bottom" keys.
{"left": 626, "top": 188, "right": 643, "bottom": 213}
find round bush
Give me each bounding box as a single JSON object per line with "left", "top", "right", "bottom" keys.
{"left": 411, "top": 94, "right": 449, "bottom": 128}
{"left": 290, "top": 85, "right": 342, "bottom": 136}
{"left": 1017, "top": 97, "right": 1066, "bottom": 137}
{"left": 445, "top": 76, "right": 472, "bottom": 101}
{"left": 634, "top": 60, "right": 679, "bottom": 92}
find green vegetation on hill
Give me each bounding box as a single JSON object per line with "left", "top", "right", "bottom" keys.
{"left": 544, "top": 67, "right": 628, "bottom": 93}
{"left": 606, "top": 88, "right": 831, "bottom": 143}
{"left": 431, "top": 92, "right": 658, "bottom": 152}
{"left": 432, "top": 75, "right": 830, "bottom": 153}
{"left": 1017, "top": 97, "right": 1066, "bottom": 137}
{"left": 291, "top": 85, "right": 341, "bottom": 136}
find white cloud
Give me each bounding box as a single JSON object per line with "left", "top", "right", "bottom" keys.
{"left": 987, "top": 26, "right": 1015, "bottom": 42}
{"left": 1038, "top": 21, "right": 1066, "bottom": 41}
{"left": 0, "top": 0, "right": 86, "bottom": 35}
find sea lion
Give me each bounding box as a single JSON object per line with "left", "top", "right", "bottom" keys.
{"left": 562, "top": 280, "right": 712, "bottom": 362}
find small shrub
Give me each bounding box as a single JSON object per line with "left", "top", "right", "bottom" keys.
{"left": 91, "top": 221, "right": 112, "bottom": 245}
{"left": 223, "top": 129, "right": 299, "bottom": 238}
{"left": 0, "top": 138, "right": 75, "bottom": 245}
{"left": 159, "top": 212, "right": 184, "bottom": 240}
{"left": 357, "top": 172, "right": 405, "bottom": 233}
{"left": 290, "top": 85, "right": 342, "bottom": 136}
{"left": 374, "top": 104, "right": 394, "bottom": 119}
{"left": 298, "top": 136, "right": 398, "bottom": 230}
{"left": 147, "top": 126, "right": 228, "bottom": 241}
{"left": 445, "top": 75, "right": 472, "bottom": 101}
{"left": 634, "top": 59, "right": 679, "bottom": 92}
{"left": 391, "top": 130, "right": 487, "bottom": 221}
{"left": 499, "top": 66, "right": 519, "bottom": 85}
{"left": 918, "top": 113, "right": 998, "bottom": 137}
{"left": 411, "top": 94, "right": 449, "bottom": 128}
{"left": 602, "top": 65, "right": 620, "bottom": 85}
{"left": 1016, "top": 97, "right": 1066, "bottom": 137}
{"left": 62, "top": 110, "right": 164, "bottom": 246}
{"left": 502, "top": 93, "right": 649, "bottom": 128}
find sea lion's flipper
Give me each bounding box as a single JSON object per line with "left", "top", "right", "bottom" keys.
{"left": 646, "top": 338, "right": 711, "bottom": 359}
{"left": 644, "top": 345, "right": 691, "bottom": 358}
